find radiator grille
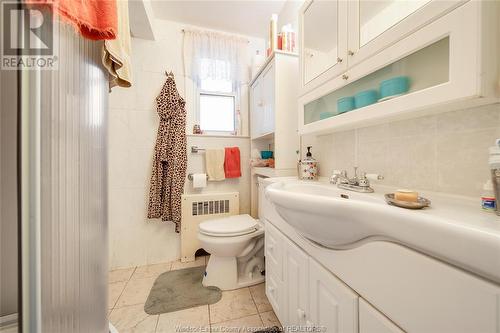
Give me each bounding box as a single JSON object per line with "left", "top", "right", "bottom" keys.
{"left": 192, "top": 200, "right": 230, "bottom": 216}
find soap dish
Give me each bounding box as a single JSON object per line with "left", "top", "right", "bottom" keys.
{"left": 384, "top": 193, "right": 431, "bottom": 209}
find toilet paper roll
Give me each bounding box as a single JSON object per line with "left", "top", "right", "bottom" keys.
{"left": 192, "top": 173, "right": 207, "bottom": 188}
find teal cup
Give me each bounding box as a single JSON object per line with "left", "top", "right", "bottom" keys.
{"left": 380, "top": 76, "right": 410, "bottom": 100}
{"left": 337, "top": 96, "right": 355, "bottom": 113}
{"left": 354, "top": 90, "right": 379, "bottom": 108}
{"left": 320, "top": 112, "right": 335, "bottom": 120}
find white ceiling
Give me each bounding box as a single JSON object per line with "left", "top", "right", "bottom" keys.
{"left": 150, "top": 0, "right": 287, "bottom": 38}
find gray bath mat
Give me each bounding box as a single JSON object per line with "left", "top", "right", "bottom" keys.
{"left": 144, "top": 266, "right": 222, "bottom": 315}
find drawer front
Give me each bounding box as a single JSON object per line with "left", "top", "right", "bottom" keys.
{"left": 265, "top": 222, "right": 284, "bottom": 281}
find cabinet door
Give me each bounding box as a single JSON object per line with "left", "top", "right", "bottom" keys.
{"left": 250, "top": 77, "right": 262, "bottom": 138}
{"left": 347, "top": 0, "right": 466, "bottom": 66}
{"left": 261, "top": 63, "right": 275, "bottom": 134}
{"left": 284, "top": 239, "right": 309, "bottom": 327}
{"left": 359, "top": 299, "right": 404, "bottom": 333}
{"left": 299, "top": 0, "right": 348, "bottom": 94}
{"left": 309, "top": 260, "right": 358, "bottom": 333}
{"left": 265, "top": 222, "right": 284, "bottom": 281}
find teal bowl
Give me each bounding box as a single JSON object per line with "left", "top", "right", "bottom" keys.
{"left": 380, "top": 76, "right": 410, "bottom": 100}
{"left": 261, "top": 151, "right": 273, "bottom": 159}
{"left": 337, "top": 96, "right": 355, "bottom": 114}
{"left": 320, "top": 112, "right": 335, "bottom": 120}
{"left": 354, "top": 90, "right": 378, "bottom": 108}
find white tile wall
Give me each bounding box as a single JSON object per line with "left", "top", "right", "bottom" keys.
{"left": 108, "top": 19, "right": 265, "bottom": 269}
{"left": 306, "top": 103, "right": 500, "bottom": 197}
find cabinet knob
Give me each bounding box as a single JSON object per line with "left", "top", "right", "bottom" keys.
{"left": 268, "top": 244, "right": 274, "bottom": 251}
{"left": 297, "top": 309, "right": 306, "bottom": 319}
{"left": 342, "top": 74, "right": 349, "bottom": 80}
{"left": 348, "top": 50, "right": 355, "bottom": 56}
{"left": 337, "top": 57, "right": 343, "bottom": 63}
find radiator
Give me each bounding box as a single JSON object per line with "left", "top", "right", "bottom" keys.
{"left": 181, "top": 192, "right": 239, "bottom": 262}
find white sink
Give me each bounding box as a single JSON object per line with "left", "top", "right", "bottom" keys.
{"left": 266, "top": 180, "right": 500, "bottom": 283}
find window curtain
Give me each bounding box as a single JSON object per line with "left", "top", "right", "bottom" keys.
{"left": 183, "top": 29, "right": 249, "bottom": 87}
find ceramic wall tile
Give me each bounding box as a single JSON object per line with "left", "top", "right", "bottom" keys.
{"left": 315, "top": 104, "right": 500, "bottom": 197}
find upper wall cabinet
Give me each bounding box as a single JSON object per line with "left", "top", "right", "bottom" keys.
{"left": 346, "top": 0, "right": 466, "bottom": 67}
{"left": 300, "top": 0, "right": 348, "bottom": 93}
{"left": 298, "top": 0, "right": 500, "bottom": 135}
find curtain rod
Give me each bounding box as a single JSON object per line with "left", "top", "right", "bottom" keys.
{"left": 181, "top": 29, "right": 250, "bottom": 44}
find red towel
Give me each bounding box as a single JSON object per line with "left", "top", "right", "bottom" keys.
{"left": 224, "top": 147, "right": 241, "bottom": 178}
{"left": 30, "top": 0, "right": 117, "bottom": 40}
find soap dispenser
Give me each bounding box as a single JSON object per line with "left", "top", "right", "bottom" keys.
{"left": 298, "top": 146, "right": 318, "bottom": 180}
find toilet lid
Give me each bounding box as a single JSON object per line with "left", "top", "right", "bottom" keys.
{"left": 199, "top": 214, "right": 258, "bottom": 236}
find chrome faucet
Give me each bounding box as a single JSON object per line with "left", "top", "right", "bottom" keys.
{"left": 330, "top": 167, "right": 384, "bottom": 193}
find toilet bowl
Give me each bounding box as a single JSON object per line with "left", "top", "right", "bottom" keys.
{"left": 198, "top": 214, "right": 265, "bottom": 290}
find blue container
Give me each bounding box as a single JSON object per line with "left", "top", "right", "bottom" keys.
{"left": 380, "top": 76, "right": 410, "bottom": 100}
{"left": 337, "top": 96, "right": 355, "bottom": 114}
{"left": 261, "top": 151, "right": 273, "bottom": 159}
{"left": 354, "top": 90, "right": 378, "bottom": 108}
{"left": 320, "top": 112, "right": 335, "bottom": 120}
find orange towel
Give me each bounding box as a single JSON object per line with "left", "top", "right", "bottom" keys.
{"left": 224, "top": 147, "right": 241, "bottom": 178}
{"left": 30, "top": 0, "right": 117, "bottom": 40}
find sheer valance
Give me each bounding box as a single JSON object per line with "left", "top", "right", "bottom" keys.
{"left": 183, "top": 29, "right": 249, "bottom": 87}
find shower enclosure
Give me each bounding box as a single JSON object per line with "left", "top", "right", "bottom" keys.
{"left": 1, "top": 4, "right": 109, "bottom": 332}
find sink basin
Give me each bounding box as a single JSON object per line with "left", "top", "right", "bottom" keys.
{"left": 265, "top": 180, "right": 500, "bottom": 283}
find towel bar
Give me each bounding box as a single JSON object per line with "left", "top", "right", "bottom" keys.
{"left": 191, "top": 146, "right": 205, "bottom": 154}
{"left": 187, "top": 173, "right": 209, "bottom": 181}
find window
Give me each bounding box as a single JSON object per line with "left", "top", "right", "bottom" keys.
{"left": 198, "top": 76, "right": 237, "bottom": 133}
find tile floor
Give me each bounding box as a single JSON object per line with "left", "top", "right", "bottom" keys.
{"left": 109, "top": 256, "right": 281, "bottom": 333}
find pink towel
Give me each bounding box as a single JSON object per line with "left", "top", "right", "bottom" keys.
{"left": 224, "top": 147, "right": 241, "bottom": 178}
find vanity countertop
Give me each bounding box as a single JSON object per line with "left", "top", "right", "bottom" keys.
{"left": 263, "top": 177, "right": 500, "bottom": 283}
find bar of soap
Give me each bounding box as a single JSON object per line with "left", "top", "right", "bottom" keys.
{"left": 394, "top": 189, "right": 419, "bottom": 202}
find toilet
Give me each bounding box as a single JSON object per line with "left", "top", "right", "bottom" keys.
{"left": 198, "top": 214, "right": 265, "bottom": 290}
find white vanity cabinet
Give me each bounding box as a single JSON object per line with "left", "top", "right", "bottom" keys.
{"left": 308, "top": 259, "right": 359, "bottom": 333}
{"left": 298, "top": 0, "right": 499, "bottom": 135}
{"left": 265, "top": 223, "right": 358, "bottom": 332}
{"left": 284, "top": 238, "right": 309, "bottom": 327}
{"left": 359, "top": 299, "right": 404, "bottom": 333}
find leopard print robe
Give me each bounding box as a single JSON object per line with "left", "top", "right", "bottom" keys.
{"left": 147, "top": 74, "right": 187, "bottom": 233}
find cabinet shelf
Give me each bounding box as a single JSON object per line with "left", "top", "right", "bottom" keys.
{"left": 251, "top": 131, "right": 274, "bottom": 141}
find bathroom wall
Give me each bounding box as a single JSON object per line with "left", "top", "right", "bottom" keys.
{"left": 108, "top": 19, "right": 265, "bottom": 269}
{"left": 303, "top": 103, "right": 500, "bottom": 197}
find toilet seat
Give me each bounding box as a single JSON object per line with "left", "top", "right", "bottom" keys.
{"left": 199, "top": 214, "right": 259, "bottom": 237}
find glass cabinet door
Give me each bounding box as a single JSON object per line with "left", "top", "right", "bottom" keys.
{"left": 301, "top": 0, "right": 347, "bottom": 92}
{"left": 347, "top": 0, "right": 465, "bottom": 66}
